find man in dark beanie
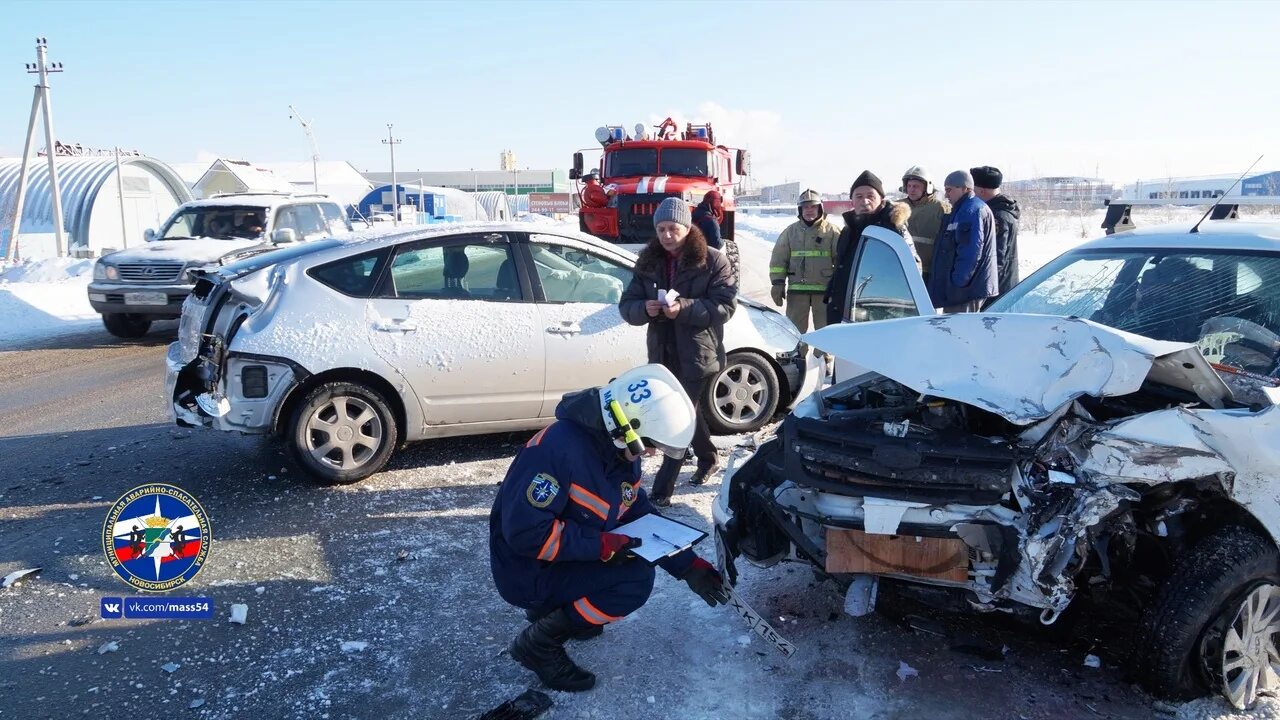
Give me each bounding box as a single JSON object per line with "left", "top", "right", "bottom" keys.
{"left": 824, "top": 170, "right": 918, "bottom": 325}
{"left": 928, "top": 170, "right": 998, "bottom": 313}
{"left": 971, "top": 166, "right": 1021, "bottom": 294}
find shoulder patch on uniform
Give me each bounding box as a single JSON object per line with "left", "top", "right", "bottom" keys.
{"left": 620, "top": 481, "right": 637, "bottom": 508}
{"left": 527, "top": 473, "right": 559, "bottom": 509}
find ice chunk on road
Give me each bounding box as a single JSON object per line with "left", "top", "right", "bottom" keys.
{"left": 229, "top": 604, "right": 248, "bottom": 624}
{"left": 340, "top": 641, "right": 368, "bottom": 653}
{"left": 897, "top": 661, "right": 919, "bottom": 682}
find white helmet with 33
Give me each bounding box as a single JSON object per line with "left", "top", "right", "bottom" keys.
{"left": 600, "top": 363, "right": 695, "bottom": 459}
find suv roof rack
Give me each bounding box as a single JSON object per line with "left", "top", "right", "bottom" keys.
{"left": 208, "top": 191, "right": 295, "bottom": 199}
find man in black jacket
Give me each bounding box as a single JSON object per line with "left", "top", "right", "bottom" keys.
{"left": 825, "top": 170, "right": 918, "bottom": 325}
{"left": 971, "top": 166, "right": 1020, "bottom": 295}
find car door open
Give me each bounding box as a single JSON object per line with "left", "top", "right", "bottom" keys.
{"left": 825, "top": 225, "right": 935, "bottom": 382}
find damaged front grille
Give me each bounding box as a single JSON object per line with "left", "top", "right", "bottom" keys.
{"left": 784, "top": 414, "right": 1019, "bottom": 505}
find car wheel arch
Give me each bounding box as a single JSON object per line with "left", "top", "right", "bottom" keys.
{"left": 274, "top": 368, "right": 408, "bottom": 445}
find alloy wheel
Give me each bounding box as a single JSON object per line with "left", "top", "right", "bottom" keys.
{"left": 1217, "top": 583, "right": 1280, "bottom": 709}
{"left": 304, "top": 396, "right": 384, "bottom": 471}
{"left": 714, "top": 362, "right": 769, "bottom": 425}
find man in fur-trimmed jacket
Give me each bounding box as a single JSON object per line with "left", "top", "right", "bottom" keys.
{"left": 825, "top": 170, "right": 919, "bottom": 325}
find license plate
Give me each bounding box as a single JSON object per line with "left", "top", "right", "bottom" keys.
{"left": 124, "top": 291, "right": 169, "bottom": 306}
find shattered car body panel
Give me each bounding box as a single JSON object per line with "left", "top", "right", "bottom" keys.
{"left": 718, "top": 312, "right": 1279, "bottom": 621}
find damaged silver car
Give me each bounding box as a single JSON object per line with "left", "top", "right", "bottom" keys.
{"left": 714, "top": 221, "right": 1280, "bottom": 709}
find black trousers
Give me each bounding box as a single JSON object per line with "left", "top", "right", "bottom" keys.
{"left": 650, "top": 374, "right": 716, "bottom": 501}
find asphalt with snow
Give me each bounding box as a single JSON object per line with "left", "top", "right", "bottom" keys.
{"left": 0, "top": 221, "right": 1273, "bottom": 719}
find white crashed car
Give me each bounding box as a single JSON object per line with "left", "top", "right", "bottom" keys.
{"left": 715, "top": 220, "right": 1280, "bottom": 709}
{"left": 167, "top": 223, "right": 821, "bottom": 483}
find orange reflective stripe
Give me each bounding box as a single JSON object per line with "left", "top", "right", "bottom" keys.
{"left": 537, "top": 519, "right": 563, "bottom": 561}
{"left": 526, "top": 425, "right": 552, "bottom": 448}
{"left": 573, "top": 597, "right": 621, "bottom": 625}
{"left": 569, "top": 485, "right": 610, "bottom": 520}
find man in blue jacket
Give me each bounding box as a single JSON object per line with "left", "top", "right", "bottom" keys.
{"left": 489, "top": 364, "right": 728, "bottom": 692}
{"left": 928, "top": 170, "right": 999, "bottom": 313}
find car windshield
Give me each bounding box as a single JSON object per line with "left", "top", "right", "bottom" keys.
{"left": 218, "top": 238, "right": 344, "bottom": 279}
{"left": 160, "top": 205, "right": 269, "bottom": 241}
{"left": 605, "top": 149, "right": 658, "bottom": 178}
{"left": 660, "top": 149, "right": 711, "bottom": 177}
{"left": 987, "top": 248, "right": 1280, "bottom": 378}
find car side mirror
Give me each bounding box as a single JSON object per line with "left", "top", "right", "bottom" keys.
{"left": 736, "top": 149, "right": 752, "bottom": 177}
{"left": 570, "top": 152, "right": 584, "bottom": 180}
{"left": 271, "top": 228, "right": 298, "bottom": 245}
{"left": 143, "top": 228, "right": 156, "bottom": 242}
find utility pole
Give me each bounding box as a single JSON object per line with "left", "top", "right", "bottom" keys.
{"left": 7, "top": 37, "right": 66, "bottom": 262}
{"left": 115, "top": 147, "right": 129, "bottom": 248}
{"left": 382, "top": 124, "right": 402, "bottom": 226}
{"left": 288, "top": 104, "right": 320, "bottom": 193}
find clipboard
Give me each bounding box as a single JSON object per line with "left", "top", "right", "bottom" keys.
{"left": 611, "top": 513, "right": 707, "bottom": 564}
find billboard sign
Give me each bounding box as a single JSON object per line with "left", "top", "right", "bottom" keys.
{"left": 528, "top": 193, "right": 574, "bottom": 214}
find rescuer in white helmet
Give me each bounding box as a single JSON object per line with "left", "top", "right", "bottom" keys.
{"left": 900, "top": 165, "right": 951, "bottom": 279}
{"left": 489, "top": 363, "right": 728, "bottom": 692}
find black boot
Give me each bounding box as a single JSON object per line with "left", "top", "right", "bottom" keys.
{"left": 524, "top": 607, "right": 602, "bottom": 641}
{"left": 509, "top": 608, "right": 596, "bottom": 692}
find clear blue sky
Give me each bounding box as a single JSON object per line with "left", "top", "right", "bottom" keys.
{"left": 3, "top": 0, "right": 1278, "bottom": 192}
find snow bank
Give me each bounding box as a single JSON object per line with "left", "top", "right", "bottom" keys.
{"left": 0, "top": 276, "right": 99, "bottom": 349}
{"left": 0, "top": 257, "right": 93, "bottom": 283}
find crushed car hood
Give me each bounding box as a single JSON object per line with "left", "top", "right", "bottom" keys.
{"left": 804, "top": 313, "right": 1232, "bottom": 424}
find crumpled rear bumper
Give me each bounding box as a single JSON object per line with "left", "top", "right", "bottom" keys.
{"left": 167, "top": 341, "right": 300, "bottom": 434}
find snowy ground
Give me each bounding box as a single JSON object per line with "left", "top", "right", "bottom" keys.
{"left": 0, "top": 258, "right": 101, "bottom": 350}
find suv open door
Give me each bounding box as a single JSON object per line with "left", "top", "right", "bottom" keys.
{"left": 819, "top": 225, "right": 934, "bottom": 382}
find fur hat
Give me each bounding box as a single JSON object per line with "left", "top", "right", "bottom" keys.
{"left": 970, "top": 166, "right": 1003, "bottom": 190}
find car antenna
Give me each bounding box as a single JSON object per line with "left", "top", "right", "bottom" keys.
{"left": 1190, "top": 154, "right": 1263, "bottom": 233}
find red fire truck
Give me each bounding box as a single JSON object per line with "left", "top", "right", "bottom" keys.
{"left": 571, "top": 118, "right": 751, "bottom": 247}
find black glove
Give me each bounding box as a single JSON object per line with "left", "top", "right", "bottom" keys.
{"left": 770, "top": 281, "right": 786, "bottom": 306}
{"left": 682, "top": 558, "right": 728, "bottom": 606}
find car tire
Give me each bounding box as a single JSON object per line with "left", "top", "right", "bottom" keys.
{"left": 703, "top": 352, "right": 780, "bottom": 435}
{"left": 288, "top": 381, "right": 398, "bottom": 484}
{"left": 102, "top": 313, "right": 151, "bottom": 338}
{"left": 1136, "top": 525, "right": 1280, "bottom": 709}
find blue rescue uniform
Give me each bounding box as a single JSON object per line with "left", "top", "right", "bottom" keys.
{"left": 489, "top": 388, "right": 697, "bottom": 628}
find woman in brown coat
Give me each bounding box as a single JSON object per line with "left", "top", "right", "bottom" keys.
{"left": 618, "top": 198, "right": 736, "bottom": 505}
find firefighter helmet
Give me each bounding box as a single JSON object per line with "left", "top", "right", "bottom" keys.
{"left": 797, "top": 188, "right": 825, "bottom": 220}
{"left": 900, "top": 166, "right": 934, "bottom": 195}
{"left": 600, "top": 364, "right": 695, "bottom": 459}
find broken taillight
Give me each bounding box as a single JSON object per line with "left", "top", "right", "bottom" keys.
{"left": 241, "top": 366, "right": 268, "bottom": 398}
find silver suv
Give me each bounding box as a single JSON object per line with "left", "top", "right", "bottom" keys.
{"left": 88, "top": 193, "right": 354, "bottom": 338}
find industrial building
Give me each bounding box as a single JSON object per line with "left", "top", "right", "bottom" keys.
{"left": 1002, "top": 176, "right": 1118, "bottom": 209}
{"left": 1118, "top": 171, "right": 1280, "bottom": 203}
{"left": 360, "top": 169, "right": 570, "bottom": 196}
{"left": 354, "top": 184, "right": 489, "bottom": 223}
{"left": 0, "top": 156, "right": 192, "bottom": 259}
